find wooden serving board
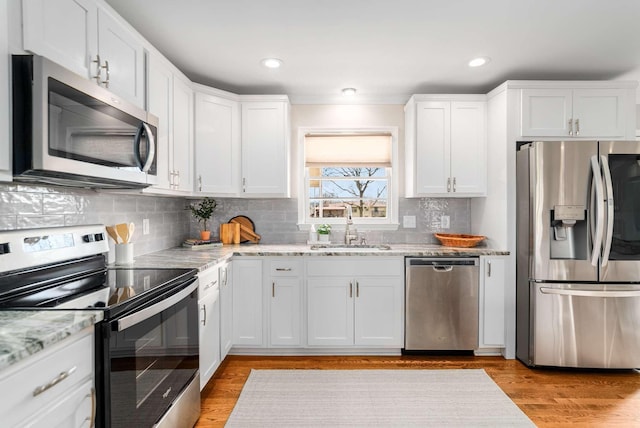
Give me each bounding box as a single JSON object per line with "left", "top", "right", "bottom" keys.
{"left": 228, "top": 216, "right": 260, "bottom": 243}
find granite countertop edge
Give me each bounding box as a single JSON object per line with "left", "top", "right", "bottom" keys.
{"left": 129, "top": 244, "right": 510, "bottom": 271}
{"left": 0, "top": 310, "right": 103, "bottom": 372}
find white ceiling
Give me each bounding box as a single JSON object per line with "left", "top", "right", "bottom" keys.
{"left": 104, "top": 0, "right": 640, "bottom": 104}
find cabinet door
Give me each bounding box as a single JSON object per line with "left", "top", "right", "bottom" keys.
{"left": 23, "top": 0, "right": 98, "bottom": 80}
{"left": 354, "top": 277, "right": 403, "bottom": 346}
{"left": 219, "top": 263, "right": 233, "bottom": 358}
{"left": 172, "top": 76, "right": 194, "bottom": 192}
{"left": 270, "top": 277, "right": 302, "bottom": 346}
{"left": 232, "top": 260, "right": 263, "bottom": 346}
{"left": 147, "top": 55, "right": 173, "bottom": 190}
{"left": 307, "top": 278, "right": 354, "bottom": 346}
{"left": 415, "top": 101, "right": 450, "bottom": 195}
{"left": 521, "top": 89, "right": 573, "bottom": 137}
{"left": 450, "top": 101, "right": 486, "bottom": 195}
{"left": 479, "top": 256, "right": 506, "bottom": 347}
{"left": 199, "top": 290, "right": 221, "bottom": 390}
{"left": 572, "top": 89, "right": 626, "bottom": 138}
{"left": 195, "top": 93, "right": 240, "bottom": 195}
{"left": 96, "top": 8, "right": 145, "bottom": 107}
{"left": 241, "top": 101, "right": 289, "bottom": 196}
{"left": 0, "top": 0, "right": 10, "bottom": 182}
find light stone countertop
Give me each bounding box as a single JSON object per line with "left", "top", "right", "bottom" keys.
{"left": 0, "top": 310, "right": 103, "bottom": 371}
{"left": 128, "top": 243, "right": 510, "bottom": 271}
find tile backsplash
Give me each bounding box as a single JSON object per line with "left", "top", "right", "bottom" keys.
{"left": 0, "top": 183, "right": 190, "bottom": 256}
{"left": 0, "top": 183, "right": 471, "bottom": 255}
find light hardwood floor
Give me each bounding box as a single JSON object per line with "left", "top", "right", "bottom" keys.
{"left": 197, "top": 355, "right": 640, "bottom": 427}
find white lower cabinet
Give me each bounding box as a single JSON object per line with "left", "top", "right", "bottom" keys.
{"left": 232, "top": 259, "right": 264, "bottom": 347}
{"left": 268, "top": 258, "right": 303, "bottom": 347}
{"left": 219, "top": 261, "right": 233, "bottom": 359}
{"left": 306, "top": 258, "right": 404, "bottom": 347}
{"left": 479, "top": 256, "right": 506, "bottom": 348}
{"left": 0, "top": 327, "right": 95, "bottom": 428}
{"left": 198, "top": 266, "right": 221, "bottom": 390}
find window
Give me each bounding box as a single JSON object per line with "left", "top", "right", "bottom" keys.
{"left": 299, "top": 129, "right": 398, "bottom": 229}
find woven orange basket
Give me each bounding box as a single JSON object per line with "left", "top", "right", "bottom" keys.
{"left": 434, "top": 233, "right": 486, "bottom": 248}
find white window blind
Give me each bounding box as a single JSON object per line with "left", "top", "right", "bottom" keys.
{"left": 304, "top": 134, "right": 392, "bottom": 167}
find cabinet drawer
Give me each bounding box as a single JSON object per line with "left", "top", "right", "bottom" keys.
{"left": 0, "top": 330, "right": 94, "bottom": 427}
{"left": 269, "top": 259, "right": 302, "bottom": 276}
{"left": 306, "top": 258, "right": 403, "bottom": 277}
{"left": 198, "top": 266, "right": 220, "bottom": 296}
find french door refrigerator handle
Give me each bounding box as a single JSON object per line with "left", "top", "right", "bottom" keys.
{"left": 540, "top": 287, "right": 640, "bottom": 298}
{"left": 589, "top": 155, "right": 605, "bottom": 267}
{"left": 600, "top": 155, "right": 614, "bottom": 267}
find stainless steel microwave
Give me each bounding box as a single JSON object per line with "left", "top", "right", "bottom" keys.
{"left": 12, "top": 55, "right": 158, "bottom": 188}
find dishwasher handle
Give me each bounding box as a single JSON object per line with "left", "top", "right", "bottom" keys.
{"left": 432, "top": 265, "right": 454, "bottom": 272}
{"left": 407, "top": 258, "right": 479, "bottom": 267}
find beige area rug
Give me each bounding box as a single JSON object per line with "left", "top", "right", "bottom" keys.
{"left": 225, "top": 369, "right": 534, "bottom": 427}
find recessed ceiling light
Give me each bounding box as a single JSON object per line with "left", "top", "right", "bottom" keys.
{"left": 342, "top": 87, "right": 357, "bottom": 96}
{"left": 261, "top": 58, "right": 283, "bottom": 69}
{"left": 468, "top": 57, "right": 490, "bottom": 67}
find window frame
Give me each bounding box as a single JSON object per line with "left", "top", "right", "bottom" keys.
{"left": 297, "top": 126, "right": 399, "bottom": 231}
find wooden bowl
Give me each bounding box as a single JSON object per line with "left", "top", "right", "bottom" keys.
{"left": 434, "top": 233, "right": 486, "bottom": 248}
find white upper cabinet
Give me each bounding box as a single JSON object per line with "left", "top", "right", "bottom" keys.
{"left": 146, "top": 54, "right": 193, "bottom": 193}
{"left": 405, "top": 96, "right": 487, "bottom": 197}
{"left": 521, "top": 86, "right": 634, "bottom": 139}
{"left": 23, "top": 0, "right": 145, "bottom": 107}
{"left": 194, "top": 91, "right": 241, "bottom": 195}
{"left": 0, "top": 0, "right": 10, "bottom": 182}
{"left": 241, "top": 99, "right": 291, "bottom": 197}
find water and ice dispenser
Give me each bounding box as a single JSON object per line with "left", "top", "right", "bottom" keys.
{"left": 550, "top": 205, "right": 587, "bottom": 259}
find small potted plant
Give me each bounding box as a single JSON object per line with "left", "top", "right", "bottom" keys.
{"left": 316, "top": 223, "right": 331, "bottom": 242}
{"left": 188, "top": 197, "right": 217, "bottom": 240}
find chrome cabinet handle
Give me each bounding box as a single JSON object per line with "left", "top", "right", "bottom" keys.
{"left": 275, "top": 268, "right": 292, "bottom": 272}
{"left": 221, "top": 268, "right": 227, "bottom": 286}
{"left": 272, "top": 282, "right": 275, "bottom": 297}
{"left": 568, "top": 118, "right": 574, "bottom": 136}
{"left": 487, "top": 260, "right": 492, "bottom": 277}
{"left": 176, "top": 170, "right": 181, "bottom": 188}
{"left": 575, "top": 118, "right": 580, "bottom": 136}
{"left": 102, "top": 60, "right": 110, "bottom": 88}
{"left": 447, "top": 177, "right": 451, "bottom": 192}
{"left": 201, "top": 304, "right": 206, "bottom": 325}
{"left": 356, "top": 281, "right": 359, "bottom": 298}
{"left": 242, "top": 177, "right": 246, "bottom": 192}
{"left": 33, "top": 366, "right": 77, "bottom": 396}
{"left": 453, "top": 177, "right": 457, "bottom": 192}
{"left": 349, "top": 282, "right": 353, "bottom": 298}
{"left": 88, "top": 387, "right": 96, "bottom": 428}
{"left": 92, "top": 55, "right": 102, "bottom": 83}
{"left": 198, "top": 175, "right": 202, "bottom": 192}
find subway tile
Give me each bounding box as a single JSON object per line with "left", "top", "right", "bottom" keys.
{"left": 17, "top": 215, "right": 65, "bottom": 229}
{"left": 43, "top": 193, "right": 82, "bottom": 214}
{"left": 0, "top": 216, "right": 17, "bottom": 230}
{"left": 1, "top": 192, "right": 43, "bottom": 214}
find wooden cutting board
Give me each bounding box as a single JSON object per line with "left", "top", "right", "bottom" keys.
{"left": 229, "top": 216, "right": 260, "bottom": 243}
{"left": 220, "top": 223, "right": 240, "bottom": 244}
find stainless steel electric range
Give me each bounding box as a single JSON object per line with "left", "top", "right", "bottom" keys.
{"left": 0, "top": 225, "right": 200, "bottom": 428}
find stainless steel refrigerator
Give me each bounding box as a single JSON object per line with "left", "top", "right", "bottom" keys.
{"left": 516, "top": 140, "right": 640, "bottom": 368}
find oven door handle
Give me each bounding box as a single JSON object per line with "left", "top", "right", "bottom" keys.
{"left": 117, "top": 279, "right": 197, "bottom": 331}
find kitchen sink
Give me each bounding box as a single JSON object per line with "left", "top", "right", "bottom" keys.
{"left": 309, "top": 244, "right": 392, "bottom": 251}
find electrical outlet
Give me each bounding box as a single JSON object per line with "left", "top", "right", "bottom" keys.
{"left": 403, "top": 215, "right": 417, "bottom": 228}
{"left": 441, "top": 215, "right": 450, "bottom": 229}
{"left": 143, "top": 218, "right": 150, "bottom": 235}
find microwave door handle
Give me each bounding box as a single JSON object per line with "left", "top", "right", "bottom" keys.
{"left": 141, "top": 122, "right": 156, "bottom": 173}
{"left": 590, "top": 155, "right": 605, "bottom": 267}
{"left": 117, "top": 280, "right": 197, "bottom": 331}
{"left": 600, "top": 155, "right": 614, "bottom": 267}
{"left": 133, "top": 123, "right": 144, "bottom": 169}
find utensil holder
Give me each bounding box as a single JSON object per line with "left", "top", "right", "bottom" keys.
{"left": 115, "top": 243, "right": 134, "bottom": 265}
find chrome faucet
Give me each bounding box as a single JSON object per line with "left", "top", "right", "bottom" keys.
{"left": 344, "top": 204, "right": 358, "bottom": 244}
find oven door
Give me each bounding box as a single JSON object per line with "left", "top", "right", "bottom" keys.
{"left": 100, "top": 279, "right": 199, "bottom": 428}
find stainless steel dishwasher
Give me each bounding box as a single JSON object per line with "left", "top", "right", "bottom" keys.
{"left": 405, "top": 257, "right": 479, "bottom": 351}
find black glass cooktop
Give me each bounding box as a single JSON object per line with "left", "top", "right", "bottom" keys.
{"left": 0, "top": 266, "right": 196, "bottom": 318}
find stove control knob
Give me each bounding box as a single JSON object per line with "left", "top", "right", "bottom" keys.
{"left": 0, "top": 243, "right": 10, "bottom": 254}
{"left": 82, "top": 234, "right": 95, "bottom": 243}
{"left": 94, "top": 233, "right": 105, "bottom": 241}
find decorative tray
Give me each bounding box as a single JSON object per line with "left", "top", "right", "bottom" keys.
{"left": 434, "top": 233, "right": 486, "bottom": 248}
